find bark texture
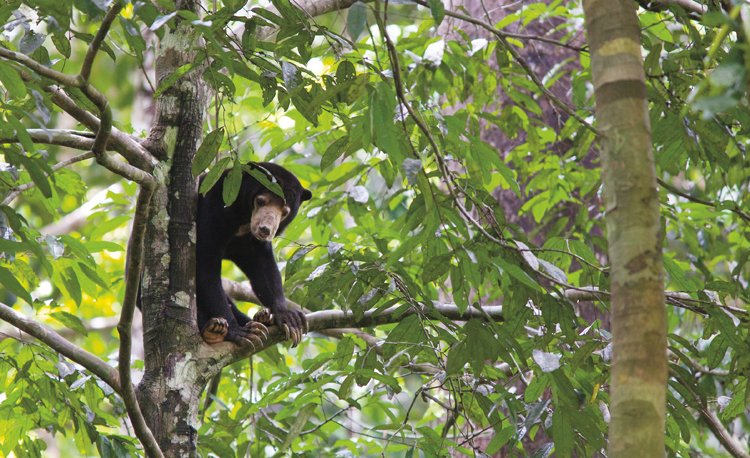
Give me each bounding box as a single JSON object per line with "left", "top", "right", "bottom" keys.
{"left": 136, "top": 1, "right": 214, "bottom": 455}
{"left": 582, "top": 0, "right": 667, "bottom": 456}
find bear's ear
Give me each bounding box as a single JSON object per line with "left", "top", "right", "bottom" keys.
{"left": 301, "top": 189, "right": 313, "bottom": 202}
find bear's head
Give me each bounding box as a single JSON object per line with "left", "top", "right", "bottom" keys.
{"left": 245, "top": 162, "right": 312, "bottom": 242}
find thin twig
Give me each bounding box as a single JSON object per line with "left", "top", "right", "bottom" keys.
{"left": 411, "top": 0, "right": 597, "bottom": 133}
{"left": 374, "top": 4, "right": 507, "bottom": 248}
{"left": 658, "top": 178, "right": 750, "bottom": 223}
{"left": 698, "top": 406, "right": 749, "bottom": 458}
{"left": 672, "top": 368, "right": 750, "bottom": 458}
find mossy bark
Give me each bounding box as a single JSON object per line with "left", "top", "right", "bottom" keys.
{"left": 136, "top": 1, "right": 214, "bottom": 455}
{"left": 582, "top": 0, "right": 667, "bottom": 456}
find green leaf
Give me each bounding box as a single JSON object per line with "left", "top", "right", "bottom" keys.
{"left": 154, "top": 62, "right": 196, "bottom": 97}
{"left": 0, "top": 237, "right": 26, "bottom": 254}
{"left": 719, "top": 379, "right": 747, "bottom": 421}
{"left": 0, "top": 61, "right": 27, "bottom": 99}
{"left": 464, "top": 320, "right": 499, "bottom": 374}
{"left": 320, "top": 136, "right": 348, "bottom": 170}
{"left": 495, "top": 257, "right": 540, "bottom": 291}
{"left": 663, "top": 256, "right": 702, "bottom": 292}
{"left": 51, "top": 32, "right": 72, "bottom": 58}
{"left": 192, "top": 127, "right": 224, "bottom": 177}
{"left": 347, "top": 2, "right": 367, "bottom": 41}
{"left": 384, "top": 314, "right": 424, "bottom": 358}
{"left": 17, "top": 154, "right": 52, "bottom": 198}
{"left": 199, "top": 157, "right": 231, "bottom": 195}
{"left": 427, "top": 0, "right": 445, "bottom": 25}
{"left": 62, "top": 266, "right": 82, "bottom": 306}
{"left": 706, "top": 334, "right": 729, "bottom": 368}
{"left": 338, "top": 374, "right": 354, "bottom": 400}
{"left": 6, "top": 115, "right": 34, "bottom": 152}
{"left": 243, "top": 164, "right": 285, "bottom": 199}
{"left": 552, "top": 408, "right": 574, "bottom": 457}
{"left": 446, "top": 340, "right": 468, "bottom": 375}
{"left": 0, "top": 265, "right": 32, "bottom": 304}
{"left": 50, "top": 311, "right": 88, "bottom": 336}
{"left": 222, "top": 163, "right": 242, "bottom": 206}
{"left": 421, "top": 254, "right": 451, "bottom": 283}
{"left": 279, "top": 403, "right": 316, "bottom": 452}
{"left": 486, "top": 427, "right": 515, "bottom": 454}
{"left": 333, "top": 336, "right": 355, "bottom": 370}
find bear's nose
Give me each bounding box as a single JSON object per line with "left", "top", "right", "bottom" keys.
{"left": 258, "top": 226, "right": 271, "bottom": 238}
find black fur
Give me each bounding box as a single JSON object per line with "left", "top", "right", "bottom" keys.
{"left": 196, "top": 162, "right": 311, "bottom": 345}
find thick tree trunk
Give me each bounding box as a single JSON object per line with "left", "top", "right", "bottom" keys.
{"left": 136, "top": 1, "right": 213, "bottom": 455}
{"left": 582, "top": 0, "right": 667, "bottom": 456}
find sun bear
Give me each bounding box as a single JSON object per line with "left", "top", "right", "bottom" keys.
{"left": 196, "top": 162, "right": 312, "bottom": 347}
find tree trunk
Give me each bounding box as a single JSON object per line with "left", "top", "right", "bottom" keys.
{"left": 136, "top": 1, "right": 212, "bottom": 455}
{"left": 582, "top": 0, "right": 667, "bottom": 456}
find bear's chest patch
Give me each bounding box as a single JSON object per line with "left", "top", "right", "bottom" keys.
{"left": 236, "top": 222, "right": 253, "bottom": 237}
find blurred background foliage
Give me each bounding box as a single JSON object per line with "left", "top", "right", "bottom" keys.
{"left": 0, "top": 0, "right": 748, "bottom": 456}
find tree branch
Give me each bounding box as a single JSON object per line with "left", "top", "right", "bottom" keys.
{"left": 673, "top": 365, "right": 750, "bottom": 458}
{"left": 6, "top": 56, "right": 156, "bottom": 173}
{"left": 638, "top": 0, "right": 708, "bottom": 16}
{"left": 0, "top": 129, "right": 96, "bottom": 151}
{"left": 0, "top": 47, "right": 79, "bottom": 87}
{"left": 44, "top": 86, "right": 155, "bottom": 171}
{"left": 211, "top": 294, "right": 504, "bottom": 364}
{"left": 0, "top": 302, "right": 121, "bottom": 391}
{"left": 222, "top": 279, "right": 382, "bottom": 345}
{"left": 658, "top": 178, "right": 750, "bottom": 223}
{"left": 563, "top": 286, "right": 748, "bottom": 318}
{"left": 698, "top": 406, "right": 750, "bottom": 458}
{"left": 81, "top": 2, "right": 123, "bottom": 82}
{"left": 117, "top": 183, "right": 163, "bottom": 458}
{"left": 664, "top": 0, "right": 707, "bottom": 14}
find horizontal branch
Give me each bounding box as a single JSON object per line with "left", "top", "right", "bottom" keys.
{"left": 0, "top": 129, "right": 97, "bottom": 150}
{"left": 223, "top": 279, "right": 384, "bottom": 345}
{"left": 0, "top": 302, "right": 121, "bottom": 391}
{"left": 0, "top": 316, "right": 120, "bottom": 343}
{"left": 0, "top": 47, "right": 79, "bottom": 86}
{"left": 217, "top": 280, "right": 503, "bottom": 364}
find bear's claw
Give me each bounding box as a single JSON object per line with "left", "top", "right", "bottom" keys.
{"left": 233, "top": 321, "right": 269, "bottom": 349}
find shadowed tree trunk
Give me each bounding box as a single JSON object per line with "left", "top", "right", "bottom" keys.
{"left": 136, "top": 0, "right": 211, "bottom": 454}
{"left": 582, "top": 0, "right": 667, "bottom": 455}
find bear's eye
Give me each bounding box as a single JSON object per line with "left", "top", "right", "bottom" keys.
{"left": 255, "top": 196, "right": 267, "bottom": 207}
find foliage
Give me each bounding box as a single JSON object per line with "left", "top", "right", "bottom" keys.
{"left": 0, "top": 0, "right": 748, "bottom": 456}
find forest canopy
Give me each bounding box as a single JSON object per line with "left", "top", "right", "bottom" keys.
{"left": 0, "top": 0, "right": 748, "bottom": 456}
